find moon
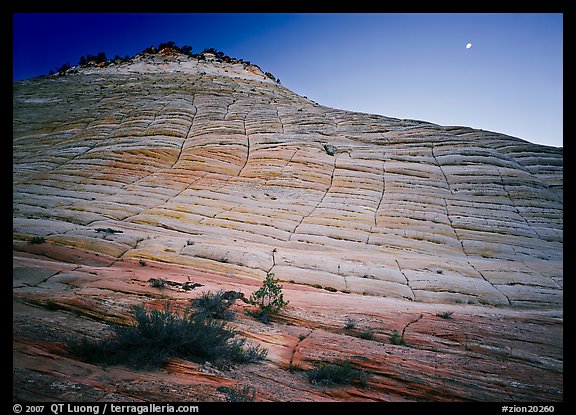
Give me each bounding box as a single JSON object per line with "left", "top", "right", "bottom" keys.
{"left": 466, "top": 43, "right": 472, "bottom": 49}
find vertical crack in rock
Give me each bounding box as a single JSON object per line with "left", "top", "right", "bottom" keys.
{"left": 441, "top": 198, "right": 466, "bottom": 254}
{"left": 280, "top": 148, "right": 299, "bottom": 175}
{"left": 271, "top": 101, "right": 285, "bottom": 134}
{"left": 170, "top": 95, "right": 197, "bottom": 171}
{"left": 467, "top": 260, "right": 512, "bottom": 306}
{"left": 496, "top": 167, "right": 542, "bottom": 240}
{"left": 431, "top": 142, "right": 514, "bottom": 304}
{"left": 267, "top": 248, "right": 277, "bottom": 274}
{"left": 395, "top": 259, "right": 415, "bottom": 301}
{"left": 223, "top": 97, "right": 236, "bottom": 120}
{"left": 367, "top": 155, "right": 387, "bottom": 245}
{"left": 340, "top": 265, "right": 349, "bottom": 291}
{"left": 43, "top": 141, "right": 100, "bottom": 176}
{"left": 430, "top": 142, "right": 466, "bottom": 253}
{"left": 520, "top": 260, "right": 563, "bottom": 290}
{"left": 374, "top": 156, "right": 387, "bottom": 227}
{"left": 237, "top": 105, "right": 253, "bottom": 177}
{"left": 289, "top": 329, "right": 314, "bottom": 370}
{"left": 430, "top": 142, "right": 452, "bottom": 192}
{"left": 401, "top": 313, "right": 423, "bottom": 339}
{"left": 288, "top": 155, "right": 337, "bottom": 241}
{"left": 121, "top": 172, "right": 207, "bottom": 224}
{"left": 143, "top": 101, "right": 168, "bottom": 133}
{"left": 238, "top": 136, "right": 251, "bottom": 177}
{"left": 116, "top": 95, "right": 198, "bottom": 196}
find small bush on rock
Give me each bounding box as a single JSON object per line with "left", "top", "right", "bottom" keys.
{"left": 358, "top": 330, "right": 374, "bottom": 340}
{"left": 436, "top": 311, "right": 454, "bottom": 319}
{"left": 217, "top": 385, "right": 256, "bottom": 402}
{"left": 390, "top": 330, "right": 406, "bottom": 345}
{"left": 191, "top": 290, "right": 241, "bottom": 320}
{"left": 246, "top": 272, "right": 289, "bottom": 323}
{"left": 29, "top": 236, "right": 46, "bottom": 244}
{"left": 149, "top": 278, "right": 166, "bottom": 289}
{"left": 344, "top": 317, "right": 357, "bottom": 329}
{"left": 307, "top": 360, "right": 366, "bottom": 386}
{"left": 323, "top": 144, "right": 337, "bottom": 156}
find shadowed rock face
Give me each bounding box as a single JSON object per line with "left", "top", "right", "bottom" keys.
{"left": 13, "top": 52, "right": 562, "bottom": 401}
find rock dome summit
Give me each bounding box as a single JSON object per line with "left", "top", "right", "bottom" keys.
{"left": 13, "top": 46, "right": 562, "bottom": 401}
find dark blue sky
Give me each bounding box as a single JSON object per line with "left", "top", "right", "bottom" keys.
{"left": 13, "top": 13, "right": 563, "bottom": 147}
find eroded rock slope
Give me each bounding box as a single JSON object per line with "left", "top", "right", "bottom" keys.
{"left": 13, "top": 51, "right": 563, "bottom": 401}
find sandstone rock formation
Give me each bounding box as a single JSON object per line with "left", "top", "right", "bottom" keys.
{"left": 13, "top": 50, "right": 563, "bottom": 402}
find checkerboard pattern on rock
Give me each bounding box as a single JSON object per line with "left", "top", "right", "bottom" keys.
{"left": 13, "top": 52, "right": 562, "bottom": 401}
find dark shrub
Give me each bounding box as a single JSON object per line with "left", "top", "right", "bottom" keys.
{"left": 142, "top": 45, "right": 157, "bottom": 54}
{"left": 323, "top": 144, "right": 337, "bottom": 156}
{"left": 307, "top": 360, "right": 366, "bottom": 386}
{"left": 57, "top": 63, "right": 71, "bottom": 75}
{"left": 217, "top": 385, "right": 256, "bottom": 402}
{"left": 96, "top": 52, "right": 107, "bottom": 63}
{"left": 78, "top": 52, "right": 108, "bottom": 66}
{"left": 68, "top": 302, "right": 267, "bottom": 369}
{"left": 390, "top": 330, "right": 406, "bottom": 345}
{"left": 191, "top": 290, "right": 239, "bottom": 320}
{"left": 158, "top": 41, "right": 176, "bottom": 50}
{"left": 436, "top": 311, "right": 454, "bottom": 319}
{"left": 358, "top": 330, "right": 374, "bottom": 340}
{"left": 149, "top": 278, "right": 166, "bottom": 289}
{"left": 344, "top": 317, "right": 356, "bottom": 329}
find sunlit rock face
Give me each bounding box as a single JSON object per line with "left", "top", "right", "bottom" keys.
{"left": 13, "top": 52, "right": 562, "bottom": 401}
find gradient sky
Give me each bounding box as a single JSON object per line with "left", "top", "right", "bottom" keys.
{"left": 13, "top": 13, "right": 563, "bottom": 148}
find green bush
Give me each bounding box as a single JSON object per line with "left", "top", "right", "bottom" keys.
{"left": 390, "top": 330, "right": 406, "bottom": 345}
{"left": 323, "top": 144, "right": 337, "bottom": 156}
{"left": 436, "top": 311, "right": 454, "bottom": 319}
{"left": 29, "top": 236, "right": 46, "bottom": 244}
{"left": 191, "top": 290, "right": 239, "bottom": 320}
{"left": 247, "top": 272, "right": 289, "bottom": 323}
{"left": 149, "top": 278, "right": 166, "bottom": 289}
{"left": 307, "top": 360, "right": 366, "bottom": 386}
{"left": 68, "top": 302, "right": 267, "bottom": 369}
{"left": 358, "top": 330, "right": 374, "bottom": 340}
{"left": 344, "top": 317, "right": 356, "bottom": 330}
